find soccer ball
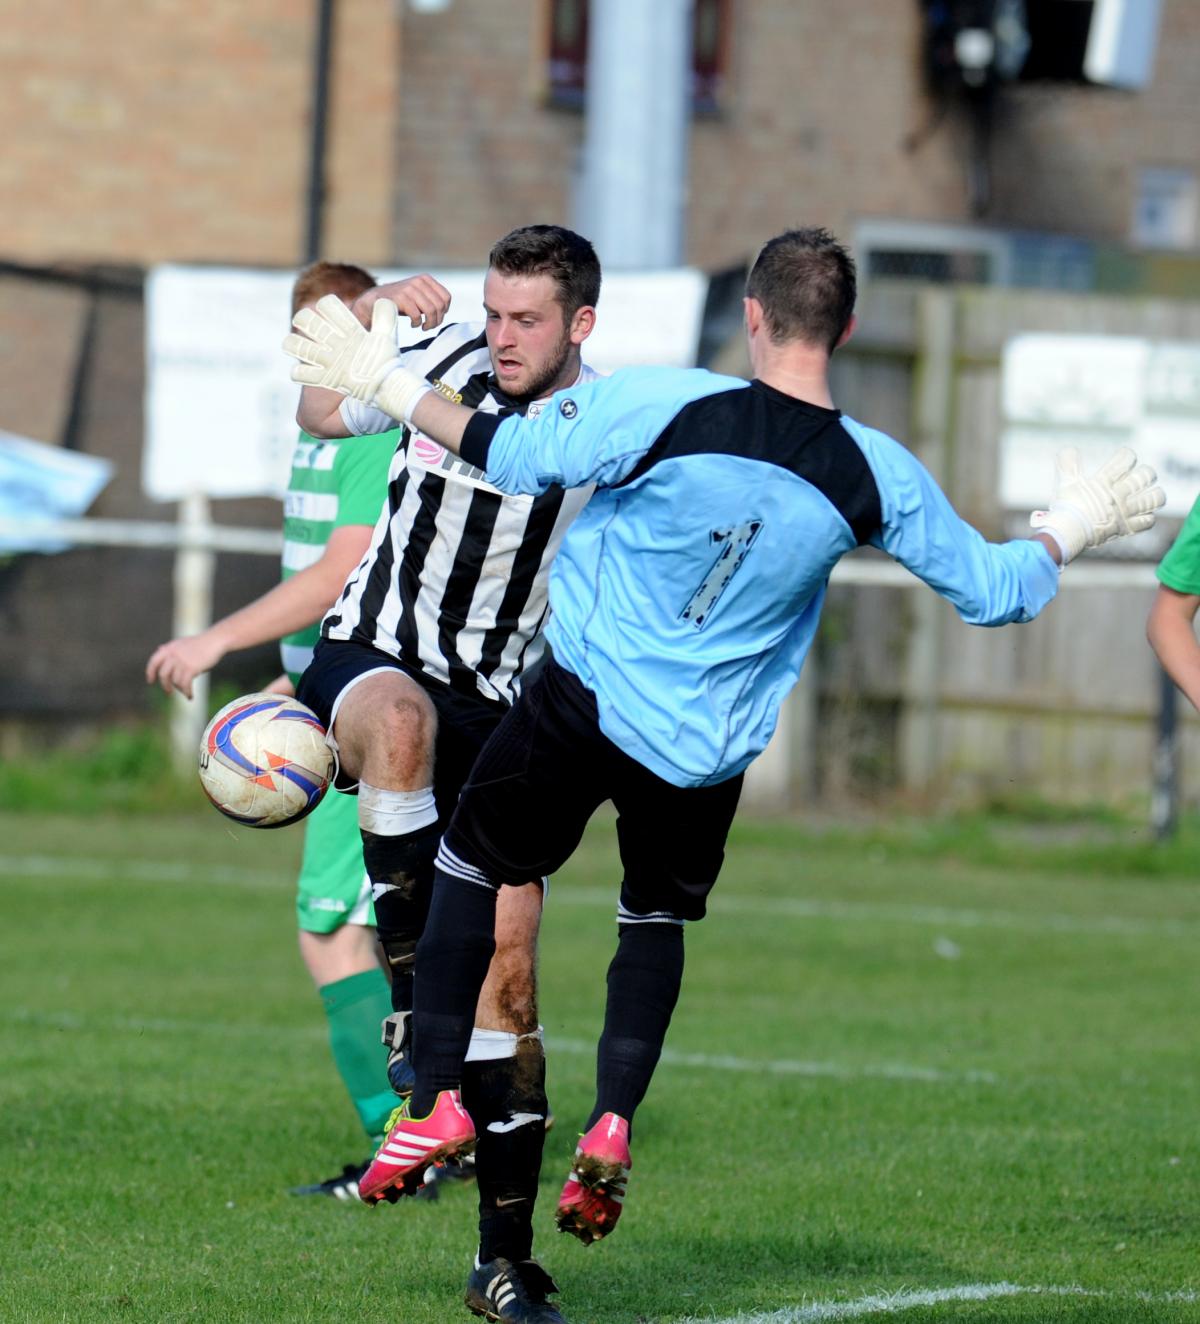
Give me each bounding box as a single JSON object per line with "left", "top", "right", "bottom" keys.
{"left": 198, "top": 693, "right": 335, "bottom": 828}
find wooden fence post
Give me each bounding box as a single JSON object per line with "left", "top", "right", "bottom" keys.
{"left": 1152, "top": 665, "right": 1180, "bottom": 842}
{"left": 897, "top": 288, "right": 957, "bottom": 795}
{"left": 169, "top": 492, "right": 216, "bottom": 776}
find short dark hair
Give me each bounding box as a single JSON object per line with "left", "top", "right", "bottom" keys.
{"left": 291, "top": 260, "right": 377, "bottom": 317}
{"left": 745, "top": 228, "right": 857, "bottom": 353}
{"left": 488, "top": 225, "right": 602, "bottom": 318}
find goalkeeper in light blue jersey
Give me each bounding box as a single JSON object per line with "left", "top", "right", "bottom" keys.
{"left": 475, "top": 365, "right": 1063, "bottom": 788}
{"left": 284, "top": 227, "right": 1165, "bottom": 1265}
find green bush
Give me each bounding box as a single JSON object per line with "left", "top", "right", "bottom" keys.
{"left": 0, "top": 719, "right": 201, "bottom": 815}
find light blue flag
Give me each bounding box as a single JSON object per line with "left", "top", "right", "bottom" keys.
{"left": 0, "top": 430, "right": 114, "bottom": 553}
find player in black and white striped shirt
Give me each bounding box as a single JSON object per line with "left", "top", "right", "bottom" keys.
{"left": 292, "top": 225, "right": 600, "bottom": 1324}
{"left": 328, "top": 315, "right": 597, "bottom": 706}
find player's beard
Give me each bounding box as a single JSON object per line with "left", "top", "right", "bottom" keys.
{"left": 507, "top": 327, "right": 575, "bottom": 404}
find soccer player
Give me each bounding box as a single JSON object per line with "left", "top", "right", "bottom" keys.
{"left": 283, "top": 226, "right": 1166, "bottom": 1268}
{"left": 1147, "top": 498, "right": 1200, "bottom": 709}
{"left": 147, "top": 262, "right": 449, "bottom": 1197}
{"left": 288, "top": 225, "right": 602, "bottom": 1324}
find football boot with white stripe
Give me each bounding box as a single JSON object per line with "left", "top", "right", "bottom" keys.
{"left": 554, "top": 1112, "right": 631, "bottom": 1245}
{"left": 358, "top": 1089, "right": 476, "bottom": 1204}
{"left": 465, "top": 1257, "right": 566, "bottom": 1324}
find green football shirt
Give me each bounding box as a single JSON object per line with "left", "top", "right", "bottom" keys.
{"left": 1157, "top": 494, "right": 1200, "bottom": 596}
{"left": 279, "top": 428, "right": 398, "bottom": 683}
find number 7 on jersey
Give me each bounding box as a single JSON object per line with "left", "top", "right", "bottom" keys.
{"left": 680, "top": 520, "right": 764, "bottom": 629}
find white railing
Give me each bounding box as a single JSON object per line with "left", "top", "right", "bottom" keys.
{"left": 0, "top": 496, "right": 281, "bottom": 773}
{"left": 0, "top": 512, "right": 1176, "bottom": 832}
{"left": 0, "top": 515, "right": 281, "bottom": 554}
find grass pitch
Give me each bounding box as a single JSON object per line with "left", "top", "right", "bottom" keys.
{"left": 1, "top": 807, "right": 1197, "bottom": 1323}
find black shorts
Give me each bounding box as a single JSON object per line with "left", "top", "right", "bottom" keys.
{"left": 442, "top": 658, "right": 743, "bottom": 922}
{"left": 297, "top": 637, "right": 507, "bottom": 825}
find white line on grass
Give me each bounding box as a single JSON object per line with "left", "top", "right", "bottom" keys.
{"left": 4, "top": 856, "right": 1197, "bottom": 938}
{"left": 548, "top": 1036, "right": 998, "bottom": 1084}
{"left": 0, "top": 854, "right": 278, "bottom": 888}
{"left": 678, "top": 1281, "right": 1199, "bottom": 1322}
{"left": 4, "top": 1009, "right": 996, "bottom": 1086}
{"left": 607, "top": 889, "right": 1197, "bottom": 940}
{"left": 5, "top": 1007, "right": 317, "bottom": 1040}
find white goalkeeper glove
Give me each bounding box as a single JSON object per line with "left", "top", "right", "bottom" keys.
{"left": 1030, "top": 446, "right": 1165, "bottom": 565}
{"left": 282, "top": 295, "right": 432, "bottom": 425}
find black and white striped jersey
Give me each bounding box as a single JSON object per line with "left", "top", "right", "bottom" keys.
{"left": 323, "top": 321, "right": 597, "bottom": 706}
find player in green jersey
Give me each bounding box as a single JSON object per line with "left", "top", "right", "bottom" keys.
{"left": 147, "top": 260, "right": 451, "bottom": 1196}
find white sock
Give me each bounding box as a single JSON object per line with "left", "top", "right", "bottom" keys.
{"left": 357, "top": 782, "right": 437, "bottom": 836}
{"left": 465, "top": 1025, "right": 544, "bottom": 1063}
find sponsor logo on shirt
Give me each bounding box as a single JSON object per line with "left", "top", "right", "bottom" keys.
{"left": 431, "top": 377, "right": 464, "bottom": 404}
{"left": 408, "top": 432, "right": 507, "bottom": 495}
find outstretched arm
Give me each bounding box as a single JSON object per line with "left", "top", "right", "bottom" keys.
{"left": 285, "top": 295, "right": 685, "bottom": 490}
{"left": 145, "top": 523, "right": 373, "bottom": 698}
{"left": 859, "top": 427, "right": 1166, "bottom": 628}
{"left": 1148, "top": 586, "right": 1200, "bottom": 712}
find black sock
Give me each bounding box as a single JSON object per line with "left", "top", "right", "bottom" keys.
{"left": 361, "top": 822, "right": 442, "bottom": 1014}
{"left": 463, "top": 1040, "right": 548, "bottom": 1265}
{"left": 410, "top": 869, "right": 497, "bottom": 1113}
{"left": 588, "top": 922, "right": 685, "bottom": 1131}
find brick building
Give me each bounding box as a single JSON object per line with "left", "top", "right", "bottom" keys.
{"left": 3, "top": 1, "right": 1196, "bottom": 270}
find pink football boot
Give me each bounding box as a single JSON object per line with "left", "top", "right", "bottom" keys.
{"left": 555, "top": 1112, "right": 631, "bottom": 1244}
{"left": 358, "top": 1089, "right": 476, "bottom": 1204}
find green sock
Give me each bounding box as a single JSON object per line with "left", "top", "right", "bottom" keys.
{"left": 318, "top": 968, "right": 396, "bottom": 1145}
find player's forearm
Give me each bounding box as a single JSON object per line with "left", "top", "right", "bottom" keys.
{"left": 403, "top": 385, "right": 475, "bottom": 455}
{"left": 1147, "top": 603, "right": 1200, "bottom": 712}
{"left": 383, "top": 379, "right": 531, "bottom": 493}
{"left": 1031, "top": 532, "right": 1063, "bottom": 567}
{"left": 297, "top": 385, "right": 352, "bottom": 438}
{"left": 207, "top": 563, "right": 348, "bottom": 652}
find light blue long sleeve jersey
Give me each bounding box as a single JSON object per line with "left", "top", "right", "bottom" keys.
{"left": 459, "top": 366, "right": 1060, "bottom": 788}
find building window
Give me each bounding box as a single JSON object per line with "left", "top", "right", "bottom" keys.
{"left": 854, "top": 219, "right": 1097, "bottom": 292}
{"left": 544, "top": 0, "right": 731, "bottom": 113}
{"left": 1132, "top": 168, "right": 1199, "bottom": 252}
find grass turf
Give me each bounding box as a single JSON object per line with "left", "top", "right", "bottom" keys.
{"left": 0, "top": 807, "right": 1197, "bottom": 1322}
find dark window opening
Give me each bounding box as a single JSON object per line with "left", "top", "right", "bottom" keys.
{"left": 545, "top": 0, "right": 731, "bottom": 113}
{"left": 1018, "top": 0, "right": 1094, "bottom": 81}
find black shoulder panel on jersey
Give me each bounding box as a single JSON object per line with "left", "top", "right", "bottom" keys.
{"left": 611, "top": 379, "right": 882, "bottom": 545}
{"left": 460, "top": 412, "right": 502, "bottom": 471}
{"left": 458, "top": 369, "right": 494, "bottom": 409}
